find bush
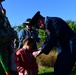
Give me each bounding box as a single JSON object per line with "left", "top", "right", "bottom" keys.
{"left": 36, "top": 49, "right": 58, "bottom": 67}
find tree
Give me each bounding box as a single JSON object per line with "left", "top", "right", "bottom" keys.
{"left": 13, "top": 24, "right": 24, "bottom": 32}
{"left": 38, "top": 29, "right": 47, "bottom": 40}
{"left": 66, "top": 20, "right": 76, "bottom": 32}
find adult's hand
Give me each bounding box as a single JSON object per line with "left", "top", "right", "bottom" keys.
{"left": 32, "top": 50, "right": 41, "bottom": 58}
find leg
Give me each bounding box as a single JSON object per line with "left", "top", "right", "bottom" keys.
{"left": 69, "top": 39, "right": 76, "bottom": 72}
{"left": 54, "top": 50, "right": 72, "bottom": 75}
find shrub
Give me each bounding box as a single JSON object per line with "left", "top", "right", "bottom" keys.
{"left": 36, "top": 49, "right": 58, "bottom": 67}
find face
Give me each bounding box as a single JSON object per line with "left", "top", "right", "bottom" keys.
{"left": 24, "top": 40, "right": 35, "bottom": 50}
{"left": 37, "top": 19, "right": 45, "bottom": 29}
{"left": 26, "top": 25, "right": 32, "bottom": 30}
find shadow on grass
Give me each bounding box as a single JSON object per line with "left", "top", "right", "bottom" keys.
{"left": 39, "top": 72, "right": 54, "bottom": 75}
{"left": 39, "top": 71, "right": 76, "bottom": 75}
{"left": 71, "top": 70, "right": 76, "bottom": 75}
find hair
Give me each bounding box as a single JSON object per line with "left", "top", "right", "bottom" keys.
{"left": 22, "top": 37, "right": 36, "bottom": 45}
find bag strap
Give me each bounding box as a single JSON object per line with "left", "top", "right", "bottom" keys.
{"left": 23, "top": 28, "right": 31, "bottom": 36}
{"left": 23, "top": 28, "right": 26, "bottom": 36}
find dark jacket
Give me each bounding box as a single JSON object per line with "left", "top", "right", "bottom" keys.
{"left": 41, "top": 17, "right": 76, "bottom": 54}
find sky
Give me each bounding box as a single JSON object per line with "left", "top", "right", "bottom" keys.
{"left": 2, "top": 0, "right": 76, "bottom": 26}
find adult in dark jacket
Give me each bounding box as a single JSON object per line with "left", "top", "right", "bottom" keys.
{"left": 0, "top": 0, "right": 11, "bottom": 75}
{"left": 0, "top": 1, "right": 18, "bottom": 75}
{"left": 29, "top": 11, "right": 76, "bottom": 75}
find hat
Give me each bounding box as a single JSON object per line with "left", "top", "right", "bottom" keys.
{"left": 29, "top": 11, "right": 40, "bottom": 26}
{"left": 23, "top": 18, "right": 31, "bottom": 25}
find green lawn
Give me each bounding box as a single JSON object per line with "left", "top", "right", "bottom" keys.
{"left": 38, "top": 67, "right": 76, "bottom": 75}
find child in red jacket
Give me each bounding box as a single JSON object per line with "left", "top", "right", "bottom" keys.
{"left": 15, "top": 37, "right": 38, "bottom": 75}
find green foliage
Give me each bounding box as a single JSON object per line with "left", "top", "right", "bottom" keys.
{"left": 66, "top": 20, "right": 76, "bottom": 32}
{"left": 38, "top": 67, "right": 76, "bottom": 75}
{"left": 38, "top": 29, "right": 47, "bottom": 40}
{"left": 38, "top": 67, "right": 54, "bottom": 75}
{"left": 13, "top": 24, "right": 24, "bottom": 32}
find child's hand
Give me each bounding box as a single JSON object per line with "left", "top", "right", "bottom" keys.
{"left": 24, "top": 70, "right": 29, "bottom": 75}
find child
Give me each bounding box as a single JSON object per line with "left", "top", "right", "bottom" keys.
{"left": 15, "top": 37, "right": 38, "bottom": 75}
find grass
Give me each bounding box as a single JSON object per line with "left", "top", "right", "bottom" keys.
{"left": 38, "top": 67, "right": 54, "bottom": 75}
{"left": 71, "top": 70, "right": 76, "bottom": 75}
{"left": 38, "top": 67, "right": 76, "bottom": 75}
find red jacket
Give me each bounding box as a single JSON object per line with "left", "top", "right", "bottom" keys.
{"left": 15, "top": 48, "right": 38, "bottom": 75}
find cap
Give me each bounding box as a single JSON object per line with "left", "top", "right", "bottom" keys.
{"left": 29, "top": 11, "right": 40, "bottom": 26}
{"left": 23, "top": 18, "right": 31, "bottom": 25}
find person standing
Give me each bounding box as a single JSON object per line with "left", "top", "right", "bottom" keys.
{"left": 18, "top": 18, "right": 40, "bottom": 50}
{"left": 0, "top": 0, "right": 11, "bottom": 75}
{"left": 3, "top": 8, "right": 18, "bottom": 75}
{"left": 15, "top": 37, "right": 38, "bottom": 75}
{"left": 0, "top": 0, "right": 18, "bottom": 75}
{"left": 29, "top": 11, "right": 76, "bottom": 75}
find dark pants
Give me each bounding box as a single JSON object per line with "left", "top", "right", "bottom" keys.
{"left": 10, "top": 71, "right": 18, "bottom": 75}
{"left": 54, "top": 39, "right": 76, "bottom": 75}
{"left": 54, "top": 50, "right": 72, "bottom": 75}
